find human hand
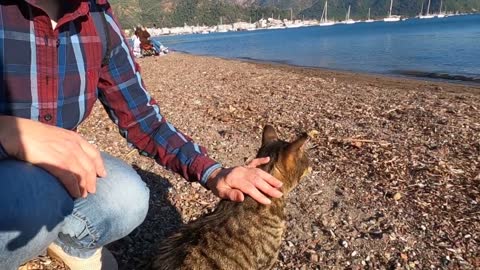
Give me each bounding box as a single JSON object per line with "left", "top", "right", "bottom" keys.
{"left": 206, "top": 157, "right": 283, "bottom": 205}
{"left": 0, "top": 116, "right": 106, "bottom": 198}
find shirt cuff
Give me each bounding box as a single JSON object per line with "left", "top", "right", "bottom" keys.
{"left": 200, "top": 163, "right": 223, "bottom": 188}
{"left": 0, "top": 143, "right": 9, "bottom": 160}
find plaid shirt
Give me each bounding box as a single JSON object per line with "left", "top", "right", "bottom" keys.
{"left": 0, "top": 0, "right": 221, "bottom": 186}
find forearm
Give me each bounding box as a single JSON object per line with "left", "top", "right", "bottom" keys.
{"left": 118, "top": 113, "right": 222, "bottom": 185}
{"left": 97, "top": 8, "right": 221, "bottom": 185}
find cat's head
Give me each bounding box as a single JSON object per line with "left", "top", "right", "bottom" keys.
{"left": 256, "top": 125, "right": 311, "bottom": 193}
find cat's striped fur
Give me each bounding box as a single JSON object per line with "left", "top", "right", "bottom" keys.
{"left": 152, "top": 125, "right": 310, "bottom": 270}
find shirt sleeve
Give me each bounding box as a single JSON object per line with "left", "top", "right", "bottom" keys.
{"left": 96, "top": 4, "right": 221, "bottom": 186}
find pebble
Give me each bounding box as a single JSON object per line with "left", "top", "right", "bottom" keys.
{"left": 309, "top": 253, "right": 319, "bottom": 263}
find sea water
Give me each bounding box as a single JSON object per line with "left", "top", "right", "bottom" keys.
{"left": 155, "top": 14, "right": 480, "bottom": 83}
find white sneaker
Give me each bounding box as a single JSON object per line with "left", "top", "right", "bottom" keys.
{"left": 47, "top": 243, "right": 118, "bottom": 270}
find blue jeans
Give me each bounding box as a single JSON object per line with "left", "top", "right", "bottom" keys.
{"left": 0, "top": 153, "right": 149, "bottom": 269}
{"left": 152, "top": 39, "right": 162, "bottom": 53}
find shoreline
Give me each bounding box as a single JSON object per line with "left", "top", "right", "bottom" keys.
{"left": 172, "top": 50, "right": 480, "bottom": 88}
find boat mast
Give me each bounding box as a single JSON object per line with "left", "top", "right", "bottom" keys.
{"left": 389, "top": 0, "right": 393, "bottom": 17}
{"left": 321, "top": 1, "right": 326, "bottom": 22}
{"left": 325, "top": 1, "right": 328, "bottom": 22}
{"left": 346, "top": 5, "right": 351, "bottom": 21}
{"left": 368, "top": 8, "right": 371, "bottom": 20}
{"left": 426, "top": 0, "right": 431, "bottom": 15}
{"left": 420, "top": 1, "right": 424, "bottom": 16}
{"left": 439, "top": 0, "right": 443, "bottom": 14}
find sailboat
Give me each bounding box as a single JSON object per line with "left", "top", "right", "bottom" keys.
{"left": 419, "top": 0, "right": 435, "bottom": 19}
{"left": 366, "top": 8, "right": 374, "bottom": 22}
{"left": 384, "top": 0, "right": 401, "bottom": 22}
{"left": 217, "top": 17, "right": 228, "bottom": 32}
{"left": 436, "top": 0, "right": 446, "bottom": 18}
{"left": 344, "top": 5, "right": 356, "bottom": 24}
{"left": 319, "top": 1, "right": 335, "bottom": 26}
{"left": 285, "top": 8, "right": 304, "bottom": 28}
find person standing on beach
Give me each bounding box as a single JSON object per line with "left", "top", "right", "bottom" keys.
{"left": 0, "top": 1, "right": 283, "bottom": 269}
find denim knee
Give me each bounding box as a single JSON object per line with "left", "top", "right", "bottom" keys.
{"left": 57, "top": 153, "right": 149, "bottom": 257}
{"left": 0, "top": 159, "right": 74, "bottom": 267}
{"left": 99, "top": 153, "right": 150, "bottom": 234}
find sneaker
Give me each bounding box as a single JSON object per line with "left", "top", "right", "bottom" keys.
{"left": 47, "top": 243, "right": 118, "bottom": 270}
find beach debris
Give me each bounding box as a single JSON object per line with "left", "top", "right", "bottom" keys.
{"left": 393, "top": 192, "right": 402, "bottom": 201}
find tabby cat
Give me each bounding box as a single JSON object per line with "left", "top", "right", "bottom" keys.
{"left": 151, "top": 125, "right": 311, "bottom": 270}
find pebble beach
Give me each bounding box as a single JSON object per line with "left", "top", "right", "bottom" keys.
{"left": 27, "top": 53, "right": 480, "bottom": 269}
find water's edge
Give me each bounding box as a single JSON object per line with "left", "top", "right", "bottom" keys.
{"left": 171, "top": 49, "right": 480, "bottom": 86}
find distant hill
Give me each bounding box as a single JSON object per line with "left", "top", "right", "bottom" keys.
{"left": 108, "top": 0, "right": 480, "bottom": 28}
{"left": 110, "top": 0, "right": 291, "bottom": 28}
{"left": 300, "top": 0, "right": 480, "bottom": 21}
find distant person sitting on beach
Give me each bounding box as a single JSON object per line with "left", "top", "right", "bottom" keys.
{"left": 135, "top": 26, "right": 157, "bottom": 56}
{"left": 132, "top": 29, "right": 142, "bottom": 58}
{"left": 0, "top": 1, "right": 282, "bottom": 270}
{"left": 135, "top": 26, "right": 168, "bottom": 56}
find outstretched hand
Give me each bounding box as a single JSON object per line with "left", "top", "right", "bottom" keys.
{"left": 206, "top": 157, "right": 283, "bottom": 205}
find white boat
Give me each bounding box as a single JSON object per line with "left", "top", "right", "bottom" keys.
{"left": 419, "top": 14, "right": 435, "bottom": 19}
{"left": 285, "top": 23, "right": 304, "bottom": 28}
{"left": 384, "top": 0, "right": 401, "bottom": 22}
{"left": 268, "top": 25, "right": 286, "bottom": 30}
{"left": 344, "top": 5, "right": 356, "bottom": 24}
{"left": 384, "top": 16, "right": 401, "bottom": 22}
{"left": 419, "top": 0, "right": 435, "bottom": 19}
{"left": 365, "top": 8, "right": 374, "bottom": 22}
{"left": 319, "top": 1, "right": 336, "bottom": 26}
{"left": 319, "top": 21, "right": 335, "bottom": 26}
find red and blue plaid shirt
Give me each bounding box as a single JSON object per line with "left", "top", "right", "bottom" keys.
{"left": 0, "top": 0, "right": 221, "bottom": 186}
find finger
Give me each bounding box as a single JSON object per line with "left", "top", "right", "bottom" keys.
{"left": 227, "top": 189, "right": 244, "bottom": 202}
{"left": 218, "top": 186, "right": 244, "bottom": 202}
{"left": 61, "top": 171, "right": 83, "bottom": 198}
{"left": 43, "top": 162, "right": 82, "bottom": 198}
{"left": 63, "top": 151, "right": 90, "bottom": 198}
{"left": 253, "top": 177, "right": 283, "bottom": 198}
{"left": 246, "top": 157, "right": 270, "bottom": 168}
{"left": 256, "top": 169, "right": 283, "bottom": 188}
{"left": 73, "top": 146, "right": 98, "bottom": 194}
{"left": 77, "top": 136, "right": 106, "bottom": 177}
{"left": 57, "top": 141, "right": 94, "bottom": 196}
{"left": 239, "top": 182, "right": 271, "bottom": 205}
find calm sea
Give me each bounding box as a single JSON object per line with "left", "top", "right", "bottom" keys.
{"left": 154, "top": 14, "right": 480, "bottom": 84}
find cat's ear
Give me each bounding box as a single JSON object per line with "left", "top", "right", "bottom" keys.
{"left": 285, "top": 133, "right": 309, "bottom": 156}
{"left": 281, "top": 133, "right": 309, "bottom": 169}
{"left": 262, "top": 125, "right": 278, "bottom": 146}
